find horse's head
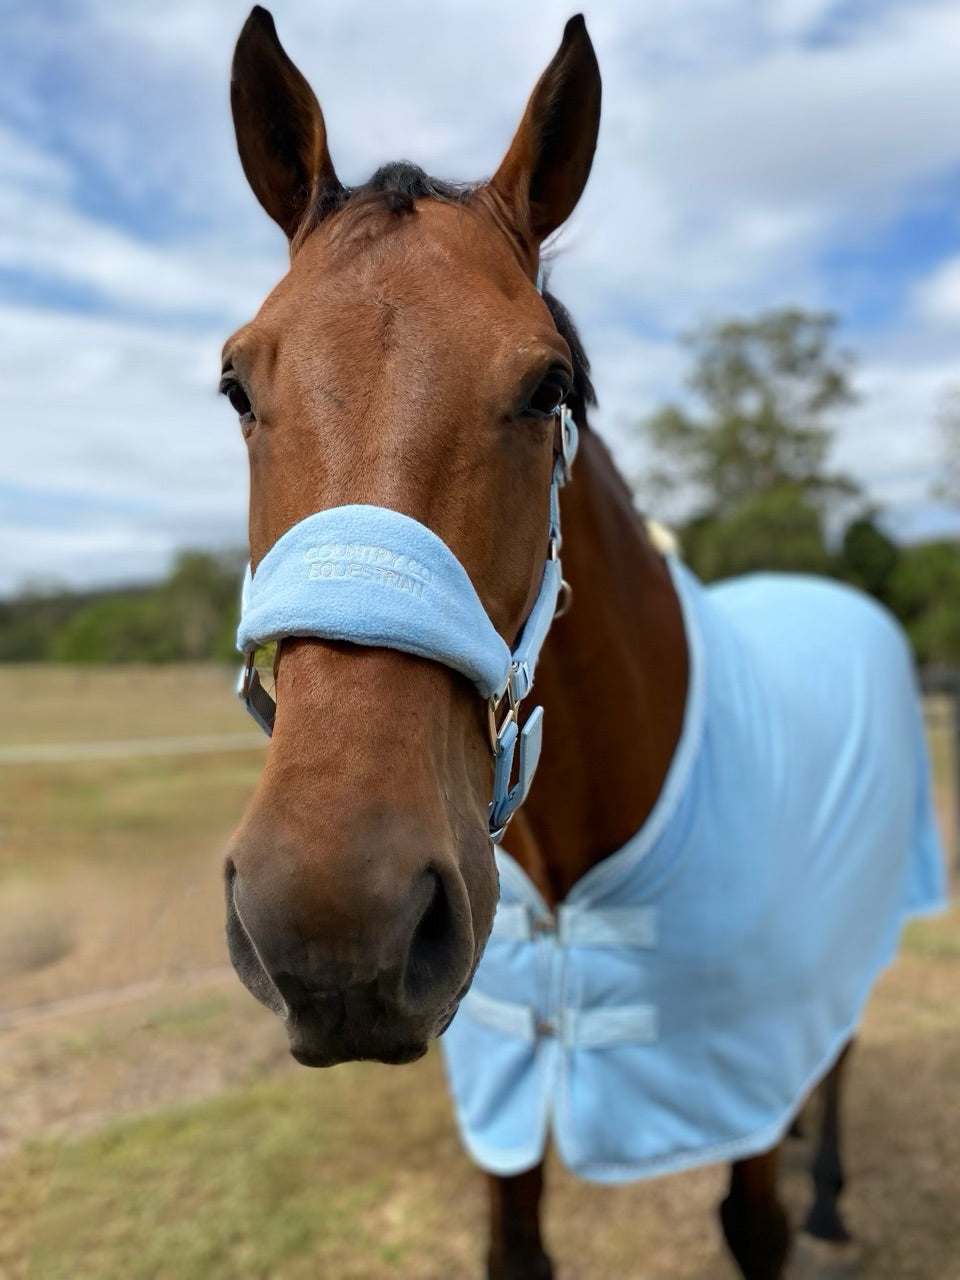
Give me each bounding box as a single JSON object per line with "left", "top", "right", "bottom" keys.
{"left": 222, "top": 7, "right": 600, "bottom": 1066}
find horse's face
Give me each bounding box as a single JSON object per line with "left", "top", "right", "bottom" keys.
{"left": 222, "top": 7, "right": 600, "bottom": 1067}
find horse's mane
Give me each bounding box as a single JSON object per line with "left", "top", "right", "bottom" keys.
{"left": 294, "top": 161, "right": 596, "bottom": 430}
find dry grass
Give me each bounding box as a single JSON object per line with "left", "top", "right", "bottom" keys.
{"left": 0, "top": 668, "right": 957, "bottom": 1280}
{"left": 0, "top": 664, "right": 247, "bottom": 746}
{"left": 0, "top": 666, "right": 263, "bottom": 1012}
{"left": 0, "top": 882, "right": 74, "bottom": 979}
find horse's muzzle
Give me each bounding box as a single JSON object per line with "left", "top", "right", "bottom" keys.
{"left": 222, "top": 853, "right": 474, "bottom": 1066}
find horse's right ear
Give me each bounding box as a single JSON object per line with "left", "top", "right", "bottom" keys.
{"left": 231, "top": 7, "right": 341, "bottom": 240}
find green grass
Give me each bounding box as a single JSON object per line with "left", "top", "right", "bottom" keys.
{"left": 902, "top": 915, "right": 960, "bottom": 959}
{"left": 41, "top": 994, "right": 239, "bottom": 1064}
{"left": 141, "top": 995, "right": 235, "bottom": 1039}
{"left": 6, "top": 1053, "right": 481, "bottom": 1280}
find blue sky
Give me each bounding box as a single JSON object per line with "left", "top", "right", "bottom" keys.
{"left": 2, "top": 0, "right": 960, "bottom": 594}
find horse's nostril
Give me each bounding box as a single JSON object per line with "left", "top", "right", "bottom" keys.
{"left": 405, "top": 869, "right": 458, "bottom": 1006}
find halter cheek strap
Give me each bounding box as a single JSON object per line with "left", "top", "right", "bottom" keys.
{"left": 237, "top": 406, "right": 578, "bottom": 843}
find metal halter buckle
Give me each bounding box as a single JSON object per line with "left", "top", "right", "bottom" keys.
{"left": 238, "top": 651, "right": 277, "bottom": 737}
{"left": 486, "top": 662, "right": 545, "bottom": 844}
{"left": 486, "top": 670, "right": 519, "bottom": 756}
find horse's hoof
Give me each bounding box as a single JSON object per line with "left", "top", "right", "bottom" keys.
{"left": 788, "top": 1232, "right": 862, "bottom": 1279}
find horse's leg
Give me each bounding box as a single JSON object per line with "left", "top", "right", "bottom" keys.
{"left": 803, "top": 1040, "right": 854, "bottom": 1244}
{"left": 487, "top": 1164, "right": 553, "bottom": 1280}
{"left": 719, "top": 1146, "right": 791, "bottom": 1280}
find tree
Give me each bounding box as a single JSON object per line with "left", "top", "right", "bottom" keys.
{"left": 50, "top": 594, "right": 181, "bottom": 663}
{"left": 839, "top": 513, "right": 899, "bottom": 605}
{"left": 644, "top": 309, "right": 858, "bottom": 516}
{"left": 888, "top": 542, "right": 960, "bottom": 667}
{"left": 641, "top": 308, "right": 860, "bottom": 580}
{"left": 164, "top": 550, "right": 244, "bottom": 661}
{"left": 14, "top": 549, "right": 246, "bottom": 664}
{"left": 681, "top": 485, "right": 836, "bottom": 581}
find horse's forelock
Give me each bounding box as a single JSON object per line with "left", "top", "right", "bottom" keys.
{"left": 290, "top": 160, "right": 594, "bottom": 430}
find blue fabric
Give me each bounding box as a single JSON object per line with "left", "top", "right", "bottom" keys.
{"left": 237, "top": 505, "right": 512, "bottom": 699}
{"left": 441, "top": 558, "right": 948, "bottom": 1182}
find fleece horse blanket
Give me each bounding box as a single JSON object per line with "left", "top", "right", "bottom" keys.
{"left": 441, "top": 559, "right": 947, "bottom": 1183}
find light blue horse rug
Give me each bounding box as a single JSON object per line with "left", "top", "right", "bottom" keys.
{"left": 441, "top": 558, "right": 947, "bottom": 1183}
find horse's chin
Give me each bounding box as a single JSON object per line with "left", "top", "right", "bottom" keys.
{"left": 281, "top": 1000, "right": 453, "bottom": 1068}
{"left": 288, "top": 1039, "right": 430, "bottom": 1069}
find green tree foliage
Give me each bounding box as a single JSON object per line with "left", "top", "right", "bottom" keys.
{"left": 50, "top": 594, "right": 181, "bottom": 663}
{"left": 888, "top": 542, "right": 960, "bottom": 667}
{"left": 838, "top": 513, "right": 899, "bottom": 605}
{"left": 643, "top": 309, "right": 860, "bottom": 581}
{"left": 163, "top": 552, "right": 245, "bottom": 661}
{"left": 0, "top": 590, "right": 89, "bottom": 661}
{"left": 681, "top": 485, "right": 835, "bottom": 580}
{"left": 2, "top": 550, "right": 244, "bottom": 664}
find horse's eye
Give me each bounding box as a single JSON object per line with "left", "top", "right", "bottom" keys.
{"left": 524, "top": 367, "right": 572, "bottom": 420}
{"left": 219, "top": 375, "right": 254, "bottom": 424}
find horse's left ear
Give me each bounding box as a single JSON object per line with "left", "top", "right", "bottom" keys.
{"left": 488, "top": 15, "right": 601, "bottom": 246}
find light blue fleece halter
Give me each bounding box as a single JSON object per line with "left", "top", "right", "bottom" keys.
{"left": 237, "top": 405, "right": 578, "bottom": 842}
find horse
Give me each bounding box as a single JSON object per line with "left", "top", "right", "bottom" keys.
{"left": 220, "top": 10, "right": 946, "bottom": 1279}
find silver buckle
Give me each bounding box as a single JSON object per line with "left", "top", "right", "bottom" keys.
{"left": 486, "top": 667, "right": 519, "bottom": 756}
{"left": 239, "top": 652, "right": 277, "bottom": 737}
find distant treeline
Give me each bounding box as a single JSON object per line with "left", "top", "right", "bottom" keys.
{"left": 1, "top": 526, "right": 959, "bottom": 667}
{"left": 680, "top": 507, "right": 960, "bottom": 669}
{"left": 0, "top": 551, "right": 245, "bottom": 664}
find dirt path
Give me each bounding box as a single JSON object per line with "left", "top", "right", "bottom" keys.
{"left": 0, "top": 964, "right": 235, "bottom": 1033}
{"left": 0, "top": 971, "right": 291, "bottom": 1160}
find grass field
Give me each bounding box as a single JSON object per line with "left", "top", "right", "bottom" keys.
{"left": 1, "top": 666, "right": 958, "bottom": 1280}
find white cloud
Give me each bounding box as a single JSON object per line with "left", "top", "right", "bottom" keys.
{"left": 0, "top": 305, "right": 248, "bottom": 594}
{"left": 834, "top": 353, "right": 958, "bottom": 504}
{"left": 641, "top": 3, "right": 960, "bottom": 211}
{"left": 916, "top": 255, "right": 960, "bottom": 326}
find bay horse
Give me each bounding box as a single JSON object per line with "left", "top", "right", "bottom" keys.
{"left": 220, "top": 10, "right": 945, "bottom": 1279}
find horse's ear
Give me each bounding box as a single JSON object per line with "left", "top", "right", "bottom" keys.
{"left": 488, "top": 15, "right": 601, "bottom": 246}
{"left": 231, "top": 7, "right": 341, "bottom": 240}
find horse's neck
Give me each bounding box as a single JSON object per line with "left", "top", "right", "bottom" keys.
{"left": 506, "top": 430, "right": 689, "bottom": 905}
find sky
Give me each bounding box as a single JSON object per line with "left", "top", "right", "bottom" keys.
{"left": 2, "top": 0, "right": 960, "bottom": 596}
